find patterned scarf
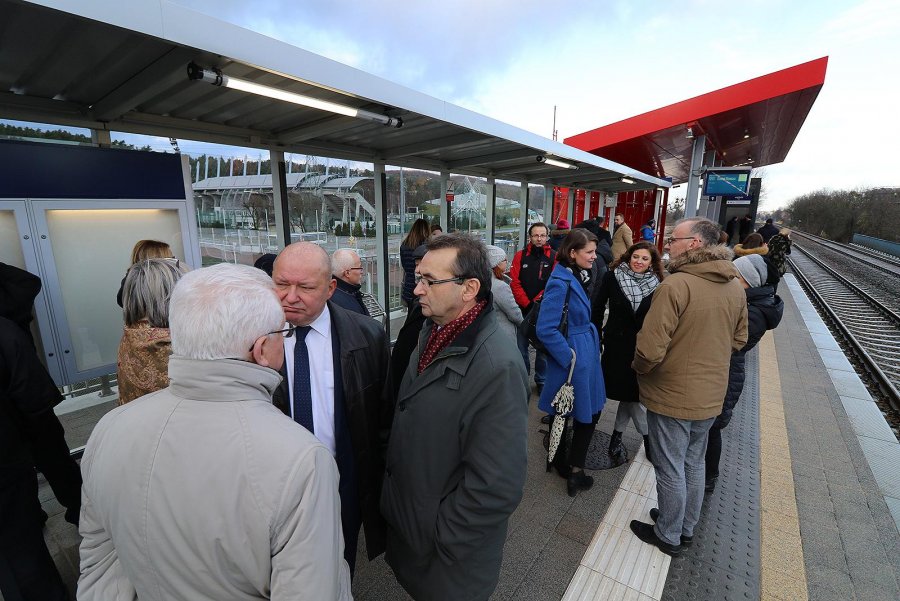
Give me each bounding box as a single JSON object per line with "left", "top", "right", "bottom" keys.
{"left": 418, "top": 300, "right": 488, "bottom": 373}
{"left": 614, "top": 263, "right": 660, "bottom": 312}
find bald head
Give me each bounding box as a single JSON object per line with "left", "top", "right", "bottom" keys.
{"left": 274, "top": 242, "right": 331, "bottom": 279}
{"left": 272, "top": 242, "right": 336, "bottom": 326}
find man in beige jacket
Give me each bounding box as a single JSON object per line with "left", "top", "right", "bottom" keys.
{"left": 610, "top": 213, "right": 634, "bottom": 260}
{"left": 78, "top": 264, "right": 351, "bottom": 600}
{"left": 629, "top": 218, "right": 747, "bottom": 556}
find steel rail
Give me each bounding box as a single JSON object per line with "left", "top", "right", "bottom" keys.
{"left": 788, "top": 248, "right": 900, "bottom": 412}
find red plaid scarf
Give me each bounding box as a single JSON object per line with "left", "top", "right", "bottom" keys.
{"left": 417, "top": 300, "right": 487, "bottom": 374}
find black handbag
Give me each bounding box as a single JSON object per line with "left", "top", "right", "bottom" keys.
{"left": 518, "top": 285, "right": 571, "bottom": 352}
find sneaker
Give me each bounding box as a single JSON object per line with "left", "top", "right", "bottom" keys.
{"left": 648, "top": 508, "right": 693, "bottom": 547}
{"left": 629, "top": 520, "right": 682, "bottom": 556}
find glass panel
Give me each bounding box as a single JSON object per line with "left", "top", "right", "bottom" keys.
{"left": 45, "top": 208, "right": 184, "bottom": 372}
{"left": 0, "top": 209, "right": 26, "bottom": 267}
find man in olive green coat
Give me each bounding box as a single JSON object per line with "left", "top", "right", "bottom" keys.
{"left": 629, "top": 218, "right": 747, "bottom": 556}
{"left": 381, "top": 233, "right": 528, "bottom": 601}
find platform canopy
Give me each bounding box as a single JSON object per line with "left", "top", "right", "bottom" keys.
{"left": 565, "top": 57, "right": 828, "bottom": 185}
{"left": 0, "top": 0, "right": 668, "bottom": 193}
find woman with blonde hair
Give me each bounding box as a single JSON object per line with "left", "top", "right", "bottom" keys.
{"left": 116, "top": 239, "right": 174, "bottom": 307}
{"left": 117, "top": 258, "right": 188, "bottom": 404}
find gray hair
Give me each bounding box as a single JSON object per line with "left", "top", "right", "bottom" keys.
{"left": 169, "top": 264, "right": 285, "bottom": 360}
{"left": 331, "top": 248, "right": 360, "bottom": 276}
{"left": 122, "top": 258, "right": 189, "bottom": 327}
{"left": 678, "top": 217, "right": 722, "bottom": 247}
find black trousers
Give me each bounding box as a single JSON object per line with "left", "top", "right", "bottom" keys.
{"left": 705, "top": 425, "right": 723, "bottom": 482}
{"left": 567, "top": 412, "right": 601, "bottom": 469}
{"left": 0, "top": 469, "right": 69, "bottom": 601}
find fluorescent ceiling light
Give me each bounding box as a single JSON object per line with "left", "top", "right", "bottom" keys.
{"left": 620, "top": 176, "right": 635, "bottom": 184}
{"left": 187, "top": 63, "right": 402, "bottom": 128}
{"left": 535, "top": 155, "right": 577, "bottom": 170}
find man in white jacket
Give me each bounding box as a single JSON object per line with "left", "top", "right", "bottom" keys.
{"left": 77, "top": 264, "right": 351, "bottom": 600}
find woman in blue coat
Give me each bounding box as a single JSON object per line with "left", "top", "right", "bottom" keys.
{"left": 537, "top": 228, "right": 606, "bottom": 497}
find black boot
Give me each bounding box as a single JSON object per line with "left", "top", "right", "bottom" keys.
{"left": 608, "top": 430, "right": 628, "bottom": 466}
{"left": 643, "top": 435, "right": 653, "bottom": 464}
{"left": 567, "top": 469, "right": 594, "bottom": 497}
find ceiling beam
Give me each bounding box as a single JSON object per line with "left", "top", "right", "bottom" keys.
{"left": 90, "top": 47, "right": 196, "bottom": 121}
{"left": 445, "top": 149, "right": 537, "bottom": 170}
{"left": 380, "top": 131, "right": 486, "bottom": 159}
{"left": 275, "top": 115, "right": 362, "bottom": 143}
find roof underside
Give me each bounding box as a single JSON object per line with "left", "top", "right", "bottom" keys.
{"left": 564, "top": 57, "right": 828, "bottom": 184}
{"left": 0, "top": 0, "right": 669, "bottom": 193}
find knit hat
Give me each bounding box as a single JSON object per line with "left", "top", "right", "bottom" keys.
{"left": 412, "top": 244, "right": 428, "bottom": 260}
{"left": 556, "top": 219, "right": 570, "bottom": 230}
{"left": 733, "top": 255, "right": 767, "bottom": 288}
{"left": 485, "top": 245, "right": 508, "bottom": 269}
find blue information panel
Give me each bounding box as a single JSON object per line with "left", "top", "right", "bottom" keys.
{"left": 703, "top": 170, "right": 751, "bottom": 197}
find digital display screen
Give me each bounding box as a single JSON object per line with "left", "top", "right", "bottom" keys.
{"left": 703, "top": 170, "right": 751, "bottom": 197}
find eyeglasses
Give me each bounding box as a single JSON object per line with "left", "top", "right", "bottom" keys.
{"left": 347, "top": 267, "right": 364, "bottom": 272}
{"left": 666, "top": 236, "right": 696, "bottom": 244}
{"left": 247, "top": 324, "right": 295, "bottom": 352}
{"left": 414, "top": 274, "right": 465, "bottom": 288}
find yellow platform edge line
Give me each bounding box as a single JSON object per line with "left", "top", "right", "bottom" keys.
{"left": 758, "top": 331, "right": 810, "bottom": 601}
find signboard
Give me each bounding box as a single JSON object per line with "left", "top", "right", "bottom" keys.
{"left": 702, "top": 167, "right": 752, "bottom": 198}
{"left": 445, "top": 180, "right": 455, "bottom": 203}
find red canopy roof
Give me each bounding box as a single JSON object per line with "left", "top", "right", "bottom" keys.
{"left": 565, "top": 57, "right": 828, "bottom": 184}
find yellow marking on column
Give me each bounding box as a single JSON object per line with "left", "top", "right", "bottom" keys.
{"left": 758, "top": 332, "right": 809, "bottom": 601}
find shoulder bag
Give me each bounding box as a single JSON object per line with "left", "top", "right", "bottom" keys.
{"left": 518, "top": 284, "right": 571, "bottom": 353}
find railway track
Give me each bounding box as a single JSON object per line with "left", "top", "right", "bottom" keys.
{"left": 787, "top": 245, "right": 900, "bottom": 416}
{"left": 792, "top": 230, "right": 900, "bottom": 276}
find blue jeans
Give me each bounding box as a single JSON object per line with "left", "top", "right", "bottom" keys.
{"left": 647, "top": 411, "right": 715, "bottom": 546}
{"left": 516, "top": 330, "right": 546, "bottom": 385}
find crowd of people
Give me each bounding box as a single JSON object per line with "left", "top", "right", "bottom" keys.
{"left": 1, "top": 212, "right": 787, "bottom": 600}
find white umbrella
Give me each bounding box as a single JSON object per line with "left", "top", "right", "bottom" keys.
{"left": 547, "top": 349, "right": 577, "bottom": 463}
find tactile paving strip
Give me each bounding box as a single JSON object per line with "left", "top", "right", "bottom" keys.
{"left": 661, "top": 348, "right": 761, "bottom": 601}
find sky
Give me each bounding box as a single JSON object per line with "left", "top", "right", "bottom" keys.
{"left": 9, "top": 0, "right": 900, "bottom": 210}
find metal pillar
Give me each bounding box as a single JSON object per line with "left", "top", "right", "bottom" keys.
{"left": 373, "top": 161, "right": 390, "bottom": 338}
{"left": 485, "top": 176, "right": 496, "bottom": 243}
{"left": 544, "top": 185, "right": 553, "bottom": 224}
{"left": 269, "top": 150, "right": 290, "bottom": 250}
{"left": 440, "top": 170, "right": 450, "bottom": 231}
{"left": 566, "top": 187, "right": 575, "bottom": 227}
{"left": 90, "top": 129, "right": 111, "bottom": 147}
{"left": 518, "top": 182, "right": 529, "bottom": 249}
{"left": 683, "top": 134, "right": 706, "bottom": 218}
{"left": 697, "top": 148, "right": 717, "bottom": 218}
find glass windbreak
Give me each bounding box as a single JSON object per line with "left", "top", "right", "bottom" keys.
{"left": 45, "top": 208, "right": 185, "bottom": 373}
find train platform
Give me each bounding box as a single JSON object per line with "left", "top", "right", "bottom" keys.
{"left": 30, "top": 276, "right": 900, "bottom": 601}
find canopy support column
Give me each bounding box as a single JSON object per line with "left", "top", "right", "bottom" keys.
{"left": 485, "top": 176, "right": 496, "bottom": 244}
{"left": 373, "top": 160, "right": 390, "bottom": 338}
{"left": 269, "top": 150, "right": 290, "bottom": 250}
{"left": 518, "top": 182, "right": 528, "bottom": 249}
{"left": 440, "top": 170, "right": 450, "bottom": 231}
{"left": 684, "top": 134, "right": 706, "bottom": 218}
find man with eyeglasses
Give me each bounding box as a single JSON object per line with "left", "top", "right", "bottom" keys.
{"left": 628, "top": 218, "right": 747, "bottom": 557}
{"left": 510, "top": 222, "right": 556, "bottom": 395}
{"left": 78, "top": 264, "right": 351, "bottom": 600}
{"left": 382, "top": 233, "right": 528, "bottom": 601}
{"left": 270, "top": 242, "right": 390, "bottom": 575}
{"left": 330, "top": 248, "right": 369, "bottom": 316}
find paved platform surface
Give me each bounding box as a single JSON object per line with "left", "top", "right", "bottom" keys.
{"left": 21, "top": 272, "right": 900, "bottom": 600}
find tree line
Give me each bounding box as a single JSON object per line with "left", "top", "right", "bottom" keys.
{"left": 780, "top": 187, "right": 900, "bottom": 243}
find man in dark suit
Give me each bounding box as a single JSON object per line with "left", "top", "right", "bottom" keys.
{"left": 271, "top": 242, "right": 391, "bottom": 574}
{"left": 330, "top": 248, "right": 369, "bottom": 316}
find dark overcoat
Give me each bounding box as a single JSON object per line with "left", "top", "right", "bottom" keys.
{"left": 592, "top": 270, "right": 653, "bottom": 404}
{"left": 272, "top": 301, "right": 392, "bottom": 560}
{"left": 537, "top": 265, "right": 605, "bottom": 423}
{"left": 381, "top": 304, "right": 528, "bottom": 601}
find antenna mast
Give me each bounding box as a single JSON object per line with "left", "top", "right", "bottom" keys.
{"left": 552, "top": 105, "right": 558, "bottom": 141}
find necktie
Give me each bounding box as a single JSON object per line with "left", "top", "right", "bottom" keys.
{"left": 292, "top": 326, "right": 314, "bottom": 433}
